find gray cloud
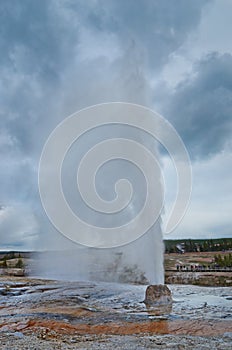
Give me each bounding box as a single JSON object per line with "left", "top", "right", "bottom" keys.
{"left": 0, "top": 1, "right": 209, "bottom": 108}
{"left": 162, "top": 52, "right": 232, "bottom": 159}
{"left": 0, "top": 206, "right": 38, "bottom": 250}
{"left": 104, "top": 0, "right": 209, "bottom": 68}
{"left": 0, "top": 0, "right": 208, "bottom": 182}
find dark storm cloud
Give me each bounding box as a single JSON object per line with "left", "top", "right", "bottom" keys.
{"left": 162, "top": 52, "right": 232, "bottom": 159}
{"left": 0, "top": 0, "right": 210, "bottom": 89}
{"left": 0, "top": 0, "right": 209, "bottom": 176}
{"left": 0, "top": 0, "right": 78, "bottom": 154}
{"left": 0, "top": 0, "right": 75, "bottom": 78}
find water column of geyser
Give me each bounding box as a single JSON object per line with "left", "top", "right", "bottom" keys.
{"left": 38, "top": 103, "right": 165, "bottom": 285}
{"left": 85, "top": 122, "right": 165, "bottom": 285}
{"left": 82, "top": 133, "right": 164, "bottom": 285}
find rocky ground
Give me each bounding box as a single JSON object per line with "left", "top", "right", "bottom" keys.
{"left": 1, "top": 332, "right": 232, "bottom": 349}
{"left": 0, "top": 277, "right": 231, "bottom": 349}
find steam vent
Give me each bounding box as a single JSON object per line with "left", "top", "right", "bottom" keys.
{"left": 144, "top": 285, "right": 172, "bottom": 306}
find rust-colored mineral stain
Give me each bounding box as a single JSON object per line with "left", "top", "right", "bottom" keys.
{"left": 25, "top": 319, "right": 232, "bottom": 337}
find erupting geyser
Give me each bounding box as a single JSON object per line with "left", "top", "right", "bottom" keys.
{"left": 39, "top": 103, "right": 191, "bottom": 285}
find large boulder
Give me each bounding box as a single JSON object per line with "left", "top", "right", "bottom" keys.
{"left": 144, "top": 284, "right": 172, "bottom": 306}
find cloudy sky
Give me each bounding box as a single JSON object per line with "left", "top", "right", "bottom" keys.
{"left": 0, "top": 0, "right": 232, "bottom": 250}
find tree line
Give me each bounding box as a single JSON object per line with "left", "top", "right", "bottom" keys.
{"left": 165, "top": 238, "right": 232, "bottom": 254}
